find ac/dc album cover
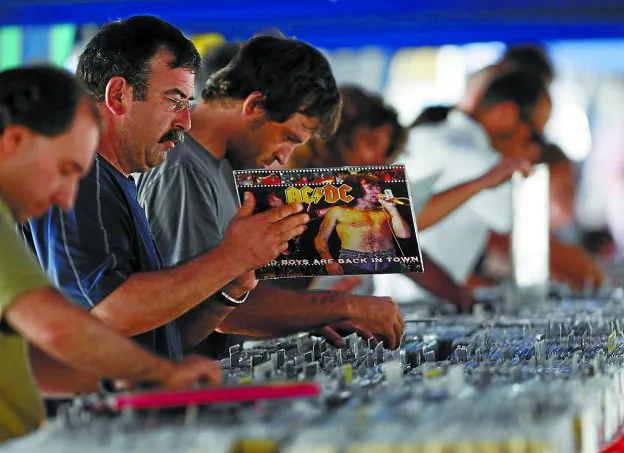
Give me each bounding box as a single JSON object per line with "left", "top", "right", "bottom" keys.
{"left": 233, "top": 165, "right": 424, "bottom": 280}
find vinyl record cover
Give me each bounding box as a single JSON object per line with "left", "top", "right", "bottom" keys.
{"left": 233, "top": 165, "right": 424, "bottom": 280}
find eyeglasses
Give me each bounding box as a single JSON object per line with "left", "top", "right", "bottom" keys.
{"left": 128, "top": 78, "right": 197, "bottom": 114}
{"left": 161, "top": 93, "right": 198, "bottom": 114}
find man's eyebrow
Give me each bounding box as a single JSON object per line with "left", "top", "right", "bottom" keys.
{"left": 286, "top": 128, "right": 304, "bottom": 144}
{"left": 67, "top": 161, "right": 86, "bottom": 174}
{"left": 163, "top": 88, "right": 194, "bottom": 100}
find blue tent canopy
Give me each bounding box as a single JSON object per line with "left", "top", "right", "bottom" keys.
{"left": 1, "top": 0, "right": 624, "bottom": 49}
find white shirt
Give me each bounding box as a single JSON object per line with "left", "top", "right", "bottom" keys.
{"left": 402, "top": 109, "right": 512, "bottom": 284}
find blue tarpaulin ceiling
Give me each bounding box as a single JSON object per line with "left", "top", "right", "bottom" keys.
{"left": 1, "top": 0, "right": 624, "bottom": 49}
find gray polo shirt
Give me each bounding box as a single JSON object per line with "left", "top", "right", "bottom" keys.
{"left": 136, "top": 134, "right": 245, "bottom": 359}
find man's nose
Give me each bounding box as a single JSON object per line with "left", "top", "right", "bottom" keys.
{"left": 172, "top": 108, "right": 192, "bottom": 132}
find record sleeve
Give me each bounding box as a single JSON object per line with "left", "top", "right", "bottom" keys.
{"left": 233, "top": 165, "right": 424, "bottom": 280}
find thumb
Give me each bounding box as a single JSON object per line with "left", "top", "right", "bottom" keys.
{"left": 235, "top": 192, "right": 256, "bottom": 219}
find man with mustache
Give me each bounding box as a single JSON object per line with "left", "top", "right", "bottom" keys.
{"left": 22, "top": 17, "right": 308, "bottom": 393}
{"left": 137, "top": 36, "right": 404, "bottom": 356}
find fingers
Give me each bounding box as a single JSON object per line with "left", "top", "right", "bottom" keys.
{"left": 261, "top": 203, "right": 304, "bottom": 223}
{"left": 279, "top": 224, "right": 307, "bottom": 243}
{"left": 314, "top": 326, "right": 345, "bottom": 348}
{"left": 330, "top": 321, "right": 376, "bottom": 346}
{"left": 350, "top": 327, "right": 377, "bottom": 346}
{"left": 235, "top": 192, "right": 256, "bottom": 219}
{"left": 199, "top": 360, "right": 223, "bottom": 387}
{"left": 376, "top": 300, "right": 402, "bottom": 349}
{"left": 392, "top": 314, "right": 405, "bottom": 350}
{"left": 274, "top": 213, "right": 309, "bottom": 234}
{"left": 327, "top": 264, "right": 344, "bottom": 275}
{"left": 509, "top": 158, "right": 532, "bottom": 176}
{"left": 179, "top": 355, "right": 223, "bottom": 388}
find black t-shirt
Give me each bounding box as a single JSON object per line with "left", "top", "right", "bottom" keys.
{"left": 22, "top": 155, "right": 182, "bottom": 360}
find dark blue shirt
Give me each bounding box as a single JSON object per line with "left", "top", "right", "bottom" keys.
{"left": 21, "top": 154, "right": 182, "bottom": 360}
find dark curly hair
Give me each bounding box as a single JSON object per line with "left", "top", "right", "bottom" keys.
{"left": 342, "top": 173, "right": 384, "bottom": 202}
{"left": 77, "top": 15, "right": 200, "bottom": 102}
{"left": 202, "top": 35, "right": 341, "bottom": 140}
{"left": 479, "top": 69, "right": 548, "bottom": 119}
{"left": 500, "top": 44, "right": 554, "bottom": 85}
{"left": 0, "top": 65, "right": 100, "bottom": 136}
{"left": 292, "top": 85, "right": 406, "bottom": 168}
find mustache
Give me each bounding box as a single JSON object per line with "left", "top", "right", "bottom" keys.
{"left": 159, "top": 130, "right": 185, "bottom": 144}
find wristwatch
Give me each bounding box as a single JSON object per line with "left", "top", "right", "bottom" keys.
{"left": 216, "top": 289, "right": 250, "bottom": 307}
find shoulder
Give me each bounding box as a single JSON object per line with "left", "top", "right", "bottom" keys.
{"left": 74, "top": 157, "right": 130, "bottom": 212}
{"left": 326, "top": 205, "right": 347, "bottom": 219}
{"left": 138, "top": 149, "right": 218, "bottom": 198}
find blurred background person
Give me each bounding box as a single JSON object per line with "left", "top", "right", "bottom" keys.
{"left": 401, "top": 70, "right": 548, "bottom": 295}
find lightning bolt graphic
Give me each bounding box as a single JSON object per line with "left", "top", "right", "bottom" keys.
{"left": 312, "top": 187, "right": 324, "bottom": 204}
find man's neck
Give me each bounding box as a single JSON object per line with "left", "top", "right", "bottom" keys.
{"left": 355, "top": 199, "right": 377, "bottom": 210}
{"left": 188, "top": 103, "right": 239, "bottom": 160}
{"left": 97, "top": 110, "right": 130, "bottom": 177}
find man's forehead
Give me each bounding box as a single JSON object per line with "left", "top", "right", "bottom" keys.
{"left": 147, "top": 53, "right": 195, "bottom": 98}
{"left": 298, "top": 115, "right": 320, "bottom": 132}
{"left": 286, "top": 114, "right": 319, "bottom": 137}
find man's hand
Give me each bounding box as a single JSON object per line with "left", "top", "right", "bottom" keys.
{"left": 345, "top": 296, "right": 404, "bottom": 349}
{"left": 222, "top": 192, "right": 309, "bottom": 272}
{"left": 160, "top": 355, "right": 222, "bottom": 389}
{"left": 325, "top": 261, "right": 344, "bottom": 276}
{"left": 313, "top": 321, "right": 376, "bottom": 349}
{"left": 224, "top": 271, "right": 258, "bottom": 299}
{"left": 481, "top": 156, "right": 532, "bottom": 189}
{"left": 378, "top": 198, "right": 399, "bottom": 214}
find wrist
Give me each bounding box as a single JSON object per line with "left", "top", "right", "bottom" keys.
{"left": 216, "top": 288, "right": 250, "bottom": 307}
{"left": 211, "top": 246, "right": 248, "bottom": 281}
{"left": 338, "top": 293, "right": 356, "bottom": 322}
{"left": 223, "top": 282, "right": 249, "bottom": 300}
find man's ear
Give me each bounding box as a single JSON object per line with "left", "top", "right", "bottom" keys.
{"left": 241, "top": 91, "right": 266, "bottom": 121}
{"left": 104, "top": 76, "right": 133, "bottom": 116}
{"left": 0, "top": 124, "right": 33, "bottom": 159}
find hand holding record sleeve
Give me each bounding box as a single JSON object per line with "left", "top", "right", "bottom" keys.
{"left": 221, "top": 192, "right": 309, "bottom": 272}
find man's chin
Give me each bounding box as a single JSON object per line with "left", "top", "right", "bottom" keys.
{"left": 20, "top": 207, "right": 45, "bottom": 222}
{"left": 145, "top": 151, "right": 169, "bottom": 171}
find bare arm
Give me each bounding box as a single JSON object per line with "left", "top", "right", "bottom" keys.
{"left": 91, "top": 246, "right": 242, "bottom": 336}
{"left": 7, "top": 287, "right": 174, "bottom": 383}
{"left": 314, "top": 207, "right": 345, "bottom": 276}
{"left": 404, "top": 251, "right": 474, "bottom": 310}
{"left": 488, "top": 233, "right": 604, "bottom": 291}
{"left": 417, "top": 178, "right": 490, "bottom": 230}
{"left": 179, "top": 272, "right": 256, "bottom": 350}
{"left": 29, "top": 346, "right": 99, "bottom": 396}
{"left": 93, "top": 196, "right": 307, "bottom": 337}
{"left": 216, "top": 282, "right": 404, "bottom": 349}
{"left": 217, "top": 283, "right": 347, "bottom": 337}
{"left": 550, "top": 236, "right": 604, "bottom": 290}
{"left": 314, "top": 207, "right": 340, "bottom": 261}
{"left": 417, "top": 156, "right": 532, "bottom": 230}
{"left": 382, "top": 202, "right": 411, "bottom": 238}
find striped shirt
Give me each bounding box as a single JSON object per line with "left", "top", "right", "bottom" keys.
{"left": 21, "top": 154, "right": 182, "bottom": 360}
